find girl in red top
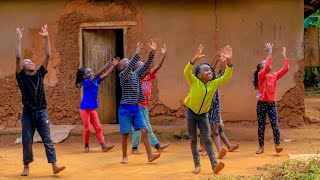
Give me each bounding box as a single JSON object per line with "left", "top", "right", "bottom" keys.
{"left": 253, "top": 43, "right": 289, "bottom": 154}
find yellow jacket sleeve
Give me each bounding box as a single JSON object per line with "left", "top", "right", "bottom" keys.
{"left": 209, "top": 65, "right": 233, "bottom": 87}
{"left": 184, "top": 61, "right": 197, "bottom": 86}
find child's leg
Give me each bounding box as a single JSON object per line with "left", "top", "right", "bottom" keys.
{"left": 121, "top": 134, "right": 129, "bottom": 164}
{"left": 131, "top": 130, "right": 141, "bottom": 154}
{"left": 198, "top": 114, "right": 224, "bottom": 174}
{"left": 141, "top": 107, "right": 169, "bottom": 152}
{"left": 21, "top": 113, "right": 36, "bottom": 176}
{"left": 267, "top": 103, "right": 282, "bottom": 153}
{"left": 219, "top": 125, "right": 239, "bottom": 152}
{"left": 140, "top": 128, "right": 160, "bottom": 162}
{"left": 35, "top": 110, "right": 65, "bottom": 174}
{"left": 90, "top": 110, "right": 114, "bottom": 152}
{"left": 118, "top": 104, "right": 134, "bottom": 163}
{"left": 79, "top": 109, "right": 91, "bottom": 152}
{"left": 256, "top": 101, "right": 268, "bottom": 154}
{"left": 186, "top": 108, "right": 201, "bottom": 174}
{"left": 133, "top": 108, "right": 160, "bottom": 162}
{"left": 212, "top": 124, "right": 222, "bottom": 153}
{"left": 198, "top": 134, "right": 204, "bottom": 152}
{"left": 89, "top": 110, "right": 105, "bottom": 144}
{"left": 198, "top": 116, "right": 217, "bottom": 167}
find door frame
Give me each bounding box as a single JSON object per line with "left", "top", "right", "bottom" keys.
{"left": 79, "top": 21, "right": 137, "bottom": 68}
{"left": 78, "top": 21, "right": 137, "bottom": 122}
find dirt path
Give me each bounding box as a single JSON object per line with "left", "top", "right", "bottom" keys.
{"left": 1, "top": 131, "right": 320, "bottom": 180}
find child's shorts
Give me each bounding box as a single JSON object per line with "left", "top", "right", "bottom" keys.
{"left": 118, "top": 104, "right": 147, "bottom": 134}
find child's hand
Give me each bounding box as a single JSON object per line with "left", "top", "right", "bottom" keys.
{"left": 161, "top": 43, "right": 166, "bottom": 55}
{"left": 282, "top": 47, "right": 287, "bottom": 59}
{"left": 39, "top": 24, "right": 49, "bottom": 37}
{"left": 221, "top": 45, "right": 232, "bottom": 65}
{"left": 264, "top": 43, "right": 273, "bottom": 57}
{"left": 111, "top": 57, "right": 120, "bottom": 66}
{"left": 149, "top": 38, "right": 158, "bottom": 52}
{"left": 16, "top": 28, "right": 23, "bottom": 39}
{"left": 191, "top": 44, "right": 205, "bottom": 64}
{"left": 135, "top": 42, "right": 144, "bottom": 55}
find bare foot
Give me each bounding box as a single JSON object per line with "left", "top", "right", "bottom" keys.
{"left": 21, "top": 165, "right": 29, "bottom": 176}
{"left": 218, "top": 148, "right": 227, "bottom": 159}
{"left": 228, "top": 144, "right": 240, "bottom": 152}
{"left": 256, "top": 146, "right": 264, "bottom": 154}
{"left": 192, "top": 166, "right": 201, "bottom": 174}
{"left": 102, "top": 144, "right": 115, "bottom": 152}
{"left": 83, "top": 146, "right": 89, "bottom": 153}
{"left": 201, "top": 151, "right": 207, "bottom": 157}
{"left": 275, "top": 145, "right": 283, "bottom": 153}
{"left": 53, "top": 166, "right": 66, "bottom": 175}
{"left": 157, "top": 143, "right": 170, "bottom": 153}
{"left": 148, "top": 153, "right": 161, "bottom": 162}
{"left": 131, "top": 148, "right": 141, "bottom": 154}
{"left": 120, "top": 157, "right": 128, "bottom": 164}
{"left": 213, "top": 162, "right": 225, "bottom": 174}
{"left": 198, "top": 146, "right": 203, "bottom": 152}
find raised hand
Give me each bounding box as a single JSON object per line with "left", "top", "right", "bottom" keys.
{"left": 111, "top": 57, "right": 120, "bottom": 66}
{"left": 39, "top": 24, "right": 49, "bottom": 37}
{"left": 149, "top": 38, "right": 158, "bottom": 52}
{"left": 264, "top": 43, "right": 273, "bottom": 57}
{"left": 16, "top": 28, "right": 23, "bottom": 39}
{"left": 221, "top": 45, "right": 233, "bottom": 65}
{"left": 135, "top": 42, "right": 144, "bottom": 55}
{"left": 161, "top": 43, "right": 166, "bottom": 55}
{"left": 191, "top": 44, "right": 205, "bottom": 64}
{"left": 282, "top": 47, "right": 287, "bottom": 59}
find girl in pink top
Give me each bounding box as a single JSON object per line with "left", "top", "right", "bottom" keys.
{"left": 253, "top": 43, "right": 289, "bottom": 154}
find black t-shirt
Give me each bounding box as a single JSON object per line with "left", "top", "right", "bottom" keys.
{"left": 16, "top": 65, "right": 48, "bottom": 112}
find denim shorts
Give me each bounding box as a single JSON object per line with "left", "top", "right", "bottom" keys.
{"left": 118, "top": 104, "right": 147, "bottom": 134}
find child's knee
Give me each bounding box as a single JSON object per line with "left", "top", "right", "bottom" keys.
{"left": 84, "top": 128, "right": 90, "bottom": 134}
{"left": 140, "top": 128, "right": 148, "bottom": 134}
{"left": 213, "top": 129, "right": 220, "bottom": 136}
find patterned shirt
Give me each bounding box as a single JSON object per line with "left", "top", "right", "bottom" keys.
{"left": 119, "top": 52, "right": 155, "bottom": 104}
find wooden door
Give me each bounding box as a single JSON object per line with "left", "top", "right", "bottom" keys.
{"left": 83, "top": 29, "right": 116, "bottom": 123}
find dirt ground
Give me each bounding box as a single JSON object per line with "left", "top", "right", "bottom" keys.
{"left": 0, "top": 96, "right": 319, "bottom": 179}
{"left": 1, "top": 124, "right": 320, "bottom": 180}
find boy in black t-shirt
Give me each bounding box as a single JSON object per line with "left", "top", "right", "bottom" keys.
{"left": 15, "top": 25, "right": 65, "bottom": 176}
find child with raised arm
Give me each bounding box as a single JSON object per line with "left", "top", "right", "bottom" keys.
{"left": 131, "top": 44, "right": 170, "bottom": 154}
{"left": 184, "top": 44, "right": 233, "bottom": 174}
{"left": 117, "top": 39, "right": 161, "bottom": 164}
{"left": 199, "top": 53, "right": 240, "bottom": 158}
{"left": 75, "top": 58, "right": 119, "bottom": 153}
{"left": 15, "top": 25, "right": 65, "bottom": 176}
{"left": 253, "top": 43, "right": 289, "bottom": 154}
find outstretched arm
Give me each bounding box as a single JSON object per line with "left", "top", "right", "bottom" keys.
{"left": 141, "top": 43, "right": 166, "bottom": 78}
{"left": 39, "top": 24, "right": 51, "bottom": 70}
{"left": 275, "top": 47, "right": 289, "bottom": 80}
{"left": 120, "top": 42, "right": 143, "bottom": 80}
{"left": 258, "top": 43, "right": 273, "bottom": 82}
{"left": 16, "top": 28, "right": 23, "bottom": 74}
{"left": 184, "top": 44, "right": 205, "bottom": 85}
{"left": 210, "top": 53, "right": 220, "bottom": 69}
{"left": 152, "top": 43, "right": 166, "bottom": 73}
{"left": 212, "top": 45, "right": 233, "bottom": 87}
{"left": 137, "top": 38, "right": 158, "bottom": 78}
{"left": 91, "top": 57, "right": 119, "bottom": 82}
{"left": 100, "top": 58, "right": 119, "bottom": 81}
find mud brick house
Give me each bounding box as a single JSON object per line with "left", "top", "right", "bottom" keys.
{"left": 0, "top": 0, "right": 308, "bottom": 127}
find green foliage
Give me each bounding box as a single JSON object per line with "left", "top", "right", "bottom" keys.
{"left": 305, "top": 11, "right": 320, "bottom": 28}
{"left": 256, "top": 157, "right": 320, "bottom": 180}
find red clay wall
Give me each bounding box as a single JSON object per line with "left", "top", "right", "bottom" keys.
{"left": 0, "top": 0, "right": 305, "bottom": 127}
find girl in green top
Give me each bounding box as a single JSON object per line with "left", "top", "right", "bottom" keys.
{"left": 184, "top": 44, "right": 233, "bottom": 174}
